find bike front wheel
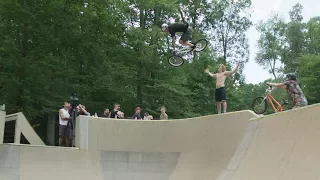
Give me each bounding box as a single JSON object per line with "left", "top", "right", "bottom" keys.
{"left": 168, "top": 55, "right": 184, "bottom": 67}
{"left": 252, "top": 97, "right": 268, "bottom": 114}
{"left": 194, "top": 39, "right": 208, "bottom": 52}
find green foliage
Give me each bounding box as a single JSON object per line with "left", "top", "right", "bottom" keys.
{"left": 298, "top": 54, "right": 320, "bottom": 104}
{"left": 205, "top": 0, "right": 252, "bottom": 64}
{"left": 254, "top": 3, "right": 320, "bottom": 107}
{"left": 255, "top": 13, "right": 286, "bottom": 80}
{"left": 2, "top": 0, "right": 318, "bottom": 125}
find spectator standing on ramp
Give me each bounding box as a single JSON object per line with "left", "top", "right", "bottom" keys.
{"left": 109, "top": 103, "right": 121, "bottom": 118}
{"left": 103, "top": 108, "right": 110, "bottom": 118}
{"left": 132, "top": 107, "right": 142, "bottom": 120}
{"left": 160, "top": 105, "right": 168, "bottom": 120}
{"left": 76, "top": 104, "right": 91, "bottom": 116}
{"left": 143, "top": 112, "right": 153, "bottom": 120}
{"left": 205, "top": 62, "right": 240, "bottom": 114}
{"left": 58, "top": 102, "right": 72, "bottom": 147}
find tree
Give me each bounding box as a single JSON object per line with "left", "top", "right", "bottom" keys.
{"left": 255, "top": 13, "right": 286, "bottom": 80}
{"left": 298, "top": 54, "right": 320, "bottom": 104}
{"left": 205, "top": 0, "right": 252, "bottom": 64}
{"left": 0, "top": 0, "right": 263, "bottom": 124}
{"left": 281, "top": 3, "right": 306, "bottom": 72}
{"left": 305, "top": 17, "right": 320, "bottom": 54}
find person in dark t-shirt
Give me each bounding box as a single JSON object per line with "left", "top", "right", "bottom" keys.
{"left": 132, "top": 107, "right": 142, "bottom": 120}
{"left": 109, "top": 103, "right": 120, "bottom": 118}
{"left": 161, "top": 22, "right": 195, "bottom": 53}
{"left": 102, "top": 108, "right": 110, "bottom": 118}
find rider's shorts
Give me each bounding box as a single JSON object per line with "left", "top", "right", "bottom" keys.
{"left": 215, "top": 87, "right": 226, "bottom": 102}
{"left": 180, "top": 28, "right": 192, "bottom": 42}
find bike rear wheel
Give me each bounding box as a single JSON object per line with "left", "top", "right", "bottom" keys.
{"left": 168, "top": 55, "right": 184, "bottom": 67}
{"left": 252, "top": 97, "right": 268, "bottom": 114}
{"left": 194, "top": 39, "right": 208, "bottom": 52}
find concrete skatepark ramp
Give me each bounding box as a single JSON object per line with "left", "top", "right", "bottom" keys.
{"left": 0, "top": 104, "right": 319, "bottom": 180}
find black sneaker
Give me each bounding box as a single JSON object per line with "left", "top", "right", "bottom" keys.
{"left": 189, "top": 45, "right": 196, "bottom": 52}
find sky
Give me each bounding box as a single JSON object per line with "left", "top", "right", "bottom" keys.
{"left": 243, "top": 0, "right": 318, "bottom": 84}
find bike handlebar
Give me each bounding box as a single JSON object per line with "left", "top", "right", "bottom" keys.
{"left": 266, "top": 85, "right": 274, "bottom": 93}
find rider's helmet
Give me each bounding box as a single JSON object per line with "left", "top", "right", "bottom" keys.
{"left": 161, "top": 23, "right": 168, "bottom": 32}
{"left": 286, "top": 73, "right": 297, "bottom": 81}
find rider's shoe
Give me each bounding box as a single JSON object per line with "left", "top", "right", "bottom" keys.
{"left": 189, "top": 45, "right": 196, "bottom": 52}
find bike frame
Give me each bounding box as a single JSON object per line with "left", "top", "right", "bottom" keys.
{"left": 175, "top": 44, "right": 192, "bottom": 55}
{"left": 168, "top": 39, "right": 207, "bottom": 67}
{"left": 264, "top": 87, "right": 283, "bottom": 113}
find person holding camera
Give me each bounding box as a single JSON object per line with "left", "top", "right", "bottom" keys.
{"left": 77, "top": 104, "right": 90, "bottom": 116}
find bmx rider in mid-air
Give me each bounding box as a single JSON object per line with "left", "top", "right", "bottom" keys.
{"left": 161, "top": 22, "right": 195, "bottom": 53}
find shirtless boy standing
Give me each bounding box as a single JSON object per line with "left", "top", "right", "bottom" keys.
{"left": 205, "top": 62, "right": 240, "bottom": 114}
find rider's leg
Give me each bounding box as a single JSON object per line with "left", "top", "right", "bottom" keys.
{"left": 215, "top": 89, "right": 222, "bottom": 114}
{"left": 180, "top": 28, "right": 195, "bottom": 49}
{"left": 59, "top": 136, "right": 63, "bottom": 146}
{"left": 220, "top": 87, "right": 227, "bottom": 113}
{"left": 65, "top": 137, "right": 70, "bottom": 147}
{"left": 222, "top": 100, "right": 227, "bottom": 113}
{"left": 216, "top": 102, "right": 222, "bottom": 114}
{"left": 59, "top": 125, "right": 65, "bottom": 146}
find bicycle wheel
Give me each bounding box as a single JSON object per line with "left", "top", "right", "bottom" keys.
{"left": 168, "top": 55, "right": 184, "bottom": 67}
{"left": 194, "top": 39, "right": 208, "bottom": 52}
{"left": 252, "top": 97, "right": 268, "bottom": 114}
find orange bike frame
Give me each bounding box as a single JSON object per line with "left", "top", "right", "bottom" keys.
{"left": 266, "top": 94, "right": 283, "bottom": 113}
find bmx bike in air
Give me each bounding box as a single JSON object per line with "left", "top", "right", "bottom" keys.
{"left": 252, "top": 86, "right": 289, "bottom": 114}
{"left": 168, "top": 38, "right": 208, "bottom": 67}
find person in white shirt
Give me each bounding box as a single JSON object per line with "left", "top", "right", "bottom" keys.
{"left": 59, "top": 102, "right": 72, "bottom": 146}
{"left": 143, "top": 112, "right": 153, "bottom": 120}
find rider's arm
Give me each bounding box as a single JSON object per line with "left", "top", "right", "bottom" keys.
{"left": 266, "top": 82, "right": 287, "bottom": 89}
{"left": 205, "top": 69, "right": 216, "bottom": 78}
{"left": 224, "top": 62, "right": 240, "bottom": 76}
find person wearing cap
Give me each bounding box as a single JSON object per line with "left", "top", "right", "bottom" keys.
{"left": 267, "top": 73, "right": 308, "bottom": 109}
{"left": 132, "top": 107, "right": 142, "bottom": 120}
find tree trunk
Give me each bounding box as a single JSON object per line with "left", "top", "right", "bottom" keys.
{"left": 178, "top": 7, "right": 186, "bottom": 23}
{"left": 272, "top": 59, "right": 277, "bottom": 80}
{"left": 137, "top": 9, "right": 145, "bottom": 106}
{"left": 223, "top": 40, "right": 227, "bottom": 64}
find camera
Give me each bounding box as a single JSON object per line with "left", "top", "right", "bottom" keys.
{"left": 69, "top": 93, "right": 79, "bottom": 109}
